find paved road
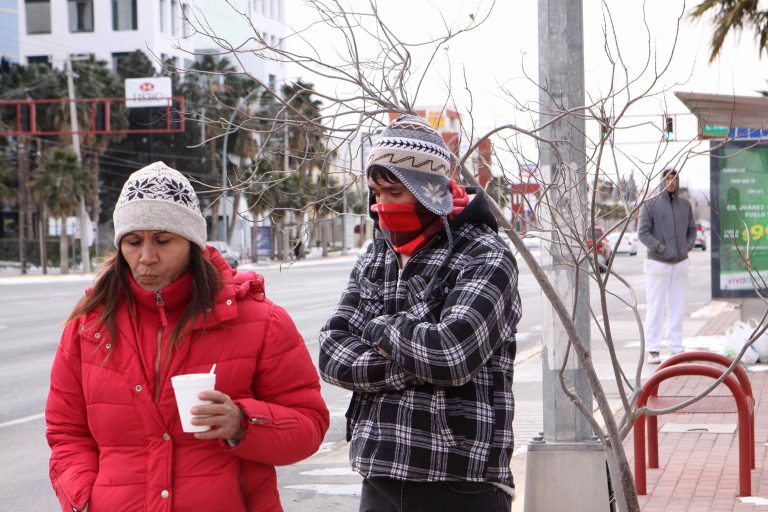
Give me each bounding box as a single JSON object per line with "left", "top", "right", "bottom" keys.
{"left": 0, "top": 247, "right": 713, "bottom": 511}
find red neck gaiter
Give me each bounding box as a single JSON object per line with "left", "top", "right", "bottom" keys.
{"left": 371, "top": 203, "right": 443, "bottom": 256}
{"left": 372, "top": 180, "right": 470, "bottom": 256}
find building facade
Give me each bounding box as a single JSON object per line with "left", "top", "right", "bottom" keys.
{"left": 192, "top": 0, "right": 286, "bottom": 89}
{"left": 17, "top": 0, "right": 195, "bottom": 70}
{"left": 0, "top": 0, "right": 19, "bottom": 64}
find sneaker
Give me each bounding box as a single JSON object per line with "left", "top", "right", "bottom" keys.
{"left": 646, "top": 352, "right": 661, "bottom": 365}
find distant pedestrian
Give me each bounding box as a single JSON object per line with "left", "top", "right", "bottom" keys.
{"left": 638, "top": 168, "right": 696, "bottom": 364}
{"left": 45, "top": 161, "right": 329, "bottom": 512}
{"left": 293, "top": 239, "right": 303, "bottom": 260}
{"left": 319, "top": 115, "right": 521, "bottom": 512}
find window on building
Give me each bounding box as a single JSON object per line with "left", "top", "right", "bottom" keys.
{"left": 159, "top": 0, "right": 166, "bottom": 32}
{"left": 112, "top": 0, "right": 137, "bottom": 31}
{"left": 25, "top": 0, "right": 51, "bottom": 34}
{"left": 171, "top": 0, "right": 179, "bottom": 36}
{"left": 268, "top": 74, "right": 276, "bottom": 91}
{"left": 181, "top": 3, "right": 190, "bottom": 37}
{"left": 27, "top": 55, "right": 51, "bottom": 67}
{"left": 68, "top": 0, "right": 94, "bottom": 32}
{"left": 112, "top": 51, "right": 131, "bottom": 73}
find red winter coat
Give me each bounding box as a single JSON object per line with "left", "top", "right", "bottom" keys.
{"left": 45, "top": 248, "right": 329, "bottom": 512}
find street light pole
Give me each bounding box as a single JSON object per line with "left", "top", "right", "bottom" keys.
{"left": 523, "top": 1, "right": 611, "bottom": 510}
{"left": 66, "top": 56, "right": 91, "bottom": 274}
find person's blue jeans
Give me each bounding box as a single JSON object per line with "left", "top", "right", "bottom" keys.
{"left": 359, "top": 477, "right": 512, "bottom": 512}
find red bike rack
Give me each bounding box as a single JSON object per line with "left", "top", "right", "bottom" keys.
{"left": 649, "top": 352, "right": 755, "bottom": 470}
{"left": 633, "top": 363, "right": 753, "bottom": 497}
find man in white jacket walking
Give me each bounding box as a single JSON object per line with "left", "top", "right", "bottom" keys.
{"left": 638, "top": 169, "right": 697, "bottom": 364}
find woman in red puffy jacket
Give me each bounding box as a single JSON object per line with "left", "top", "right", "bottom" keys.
{"left": 45, "top": 162, "right": 329, "bottom": 512}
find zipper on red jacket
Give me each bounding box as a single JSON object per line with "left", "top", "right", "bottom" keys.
{"left": 154, "top": 290, "right": 167, "bottom": 402}
{"left": 155, "top": 290, "right": 168, "bottom": 327}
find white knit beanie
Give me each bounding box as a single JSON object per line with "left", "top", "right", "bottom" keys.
{"left": 113, "top": 161, "right": 207, "bottom": 250}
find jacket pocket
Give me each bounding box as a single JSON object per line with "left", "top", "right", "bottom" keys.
{"left": 405, "top": 276, "right": 451, "bottom": 323}
{"left": 358, "top": 277, "right": 384, "bottom": 319}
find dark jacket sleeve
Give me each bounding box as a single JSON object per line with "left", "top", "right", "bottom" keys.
{"left": 230, "top": 305, "right": 329, "bottom": 466}
{"left": 364, "top": 247, "right": 520, "bottom": 387}
{"left": 638, "top": 199, "right": 663, "bottom": 252}
{"left": 45, "top": 319, "right": 98, "bottom": 512}
{"left": 318, "top": 257, "right": 419, "bottom": 393}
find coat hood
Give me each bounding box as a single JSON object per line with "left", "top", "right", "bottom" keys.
{"left": 658, "top": 172, "right": 680, "bottom": 199}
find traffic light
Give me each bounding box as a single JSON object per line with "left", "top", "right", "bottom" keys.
{"left": 663, "top": 115, "right": 674, "bottom": 141}
{"left": 600, "top": 117, "right": 611, "bottom": 140}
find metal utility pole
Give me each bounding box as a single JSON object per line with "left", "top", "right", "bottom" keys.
{"left": 524, "top": 1, "right": 610, "bottom": 510}
{"left": 66, "top": 56, "right": 92, "bottom": 274}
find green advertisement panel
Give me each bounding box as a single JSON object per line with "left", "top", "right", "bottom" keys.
{"left": 711, "top": 141, "right": 768, "bottom": 297}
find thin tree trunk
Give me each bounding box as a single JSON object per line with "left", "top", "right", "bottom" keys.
{"left": 227, "top": 189, "right": 241, "bottom": 244}
{"left": 39, "top": 205, "right": 48, "bottom": 274}
{"left": 209, "top": 139, "right": 220, "bottom": 239}
{"left": 90, "top": 153, "right": 101, "bottom": 259}
{"left": 17, "top": 136, "right": 29, "bottom": 274}
{"left": 60, "top": 220, "right": 69, "bottom": 275}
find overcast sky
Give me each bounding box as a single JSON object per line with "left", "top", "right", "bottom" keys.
{"left": 278, "top": 0, "right": 768, "bottom": 193}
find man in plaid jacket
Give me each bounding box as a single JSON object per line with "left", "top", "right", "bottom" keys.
{"left": 319, "top": 115, "right": 521, "bottom": 511}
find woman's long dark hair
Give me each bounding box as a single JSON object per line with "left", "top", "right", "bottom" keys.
{"left": 67, "top": 246, "right": 221, "bottom": 360}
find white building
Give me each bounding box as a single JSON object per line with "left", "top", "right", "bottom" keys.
{"left": 17, "top": 0, "right": 194, "bottom": 70}
{"left": 190, "top": 0, "right": 286, "bottom": 90}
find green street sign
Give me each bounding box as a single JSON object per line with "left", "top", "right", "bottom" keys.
{"left": 702, "top": 124, "right": 729, "bottom": 138}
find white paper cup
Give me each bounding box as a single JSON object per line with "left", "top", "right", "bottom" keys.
{"left": 171, "top": 373, "right": 216, "bottom": 433}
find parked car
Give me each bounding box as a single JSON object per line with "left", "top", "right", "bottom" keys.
{"left": 607, "top": 231, "right": 638, "bottom": 256}
{"left": 587, "top": 226, "right": 612, "bottom": 272}
{"left": 522, "top": 230, "right": 543, "bottom": 249}
{"left": 206, "top": 241, "right": 240, "bottom": 268}
{"left": 694, "top": 223, "right": 707, "bottom": 251}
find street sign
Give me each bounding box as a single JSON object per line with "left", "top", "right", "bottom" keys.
{"left": 701, "top": 124, "right": 768, "bottom": 139}
{"left": 125, "top": 77, "right": 172, "bottom": 108}
{"left": 701, "top": 124, "right": 728, "bottom": 138}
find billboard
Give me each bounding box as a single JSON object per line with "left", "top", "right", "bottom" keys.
{"left": 711, "top": 141, "right": 768, "bottom": 297}
{"left": 125, "top": 77, "right": 172, "bottom": 108}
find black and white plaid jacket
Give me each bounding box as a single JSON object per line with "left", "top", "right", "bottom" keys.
{"left": 319, "top": 189, "right": 521, "bottom": 487}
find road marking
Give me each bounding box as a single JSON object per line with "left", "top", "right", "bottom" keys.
{"left": 299, "top": 468, "right": 358, "bottom": 477}
{"left": 0, "top": 412, "right": 44, "bottom": 429}
{"left": 283, "top": 484, "right": 361, "bottom": 496}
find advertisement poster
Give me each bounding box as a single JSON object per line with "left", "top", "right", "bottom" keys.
{"left": 711, "top": 141, "right": 768, "bottom": 297}
{"left": 256, "top": 226, "right": 272, "bottom": 258}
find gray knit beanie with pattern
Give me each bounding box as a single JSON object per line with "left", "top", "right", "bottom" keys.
{"left": 113, "top": 161, "right": 207, "bottom": 250}
{"left": 366, "top": 115, "right": 453, "bottom": 216}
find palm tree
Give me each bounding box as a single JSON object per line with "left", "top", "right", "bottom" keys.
{"left": 280, "top": 80, "right": 328, "bottom": 172}
{"left": 0, "top": 62, "right": 67, "bottom": 272}
{"left": 689, "top": 1, "right": 768, "bottom": 61}
{"left": 72, "top": 56, "right": 128, "bottom": 251}
{"left": 32, "top": 147, "right": 91, "bottom": 274}
{"left": 182, "top": 55, "right": 241, "bottom": 239}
